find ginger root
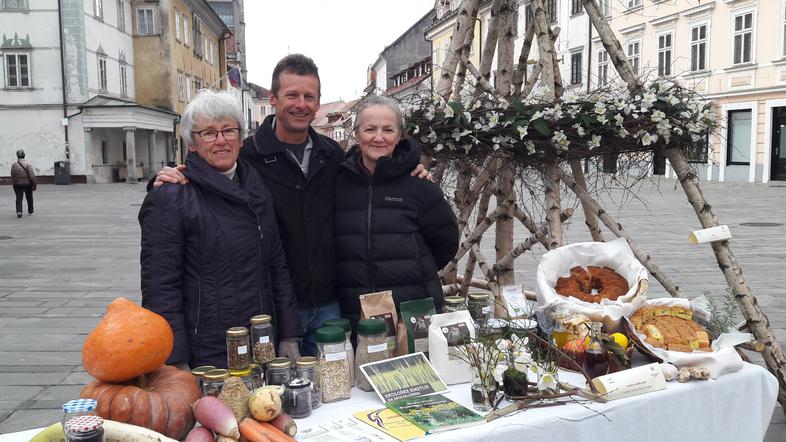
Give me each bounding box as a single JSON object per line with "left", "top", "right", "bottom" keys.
{"left": 677, "top": 367, "right": 710, "bottom": 383}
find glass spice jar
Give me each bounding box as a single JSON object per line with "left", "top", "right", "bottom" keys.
{"left": 226, "top": 327, "right": 251, "bottom": 370}
{"left": 190, "top": 365, "right": 215, "bottom": 395}
{"left": 295, "top": 356, "right": 321, "bottom": 409}
{"left": 468, "top": 292, "right": 492, "bottom": 323}
{"left": 229, "top": 367, "right": 255, "bottom": 391}
{"left": 316, "top": 326, "right": 351, "bottom": 403}
{"left": 442, "top": 295, "right": 467, "bottom": 313}
{"left": 202, "top": 369, "right": 230, "bottom": 397}
{"left": 250, "top": 314, "right": 276, "bottom": 364}
{"left": 265, "top": 357, "right": 293, "bottom": 386}
{"left": 283, "top": 378, "right": 313, "bottom": 419}
{"left": 354, "top": 318, "right": 390, "bottom": 392}
{"left": 248, "top": 363, "right": 265, "bottom": 390}
{"left": 64, "top": 415, "right": 104, "bottom": 442}
{"left": 322, "top": 318, "right": 355, "bottom": 387}
{"left": 61, "top": 399, "right": 97, "bottom": 433}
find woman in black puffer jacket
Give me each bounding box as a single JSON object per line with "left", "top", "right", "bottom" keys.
{"left": 334, "top": 96, "right": 459, "bottom": 329}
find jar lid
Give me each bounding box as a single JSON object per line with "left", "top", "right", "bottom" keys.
{"left": 315, "top": 326, "right": 345, "bottom": 343}
{"left": 267, "top": 357, "right": 292, "bottom": 369}
{"left": 287, "top": 377, "right": 312, "bottom": 389}
{"left": 191, "top": 365, "right": 216, "bottom": 377}
{"left": 357, "top": 318, "right": 386, "bottom": 335}
{"left": 62, "top": 398, "right": 97, "bottom": 413}
{"left": 295, "top": 356, "right": 318, "bottom": 368}
{"left": 65, "top": 415, "right": 103, "bottom": 433}
{"left": 443, "top": 295, "right": 465, "bottom": 305}
{"left": 229, "top": 368, "right": 252, "bottom": 377}
{"left": 226, "top": 326, "right": 249, "bottom": 337}
{"left": 249, "top": 362, "right": 261, "bottom": 370}
{"left": 203, "top": 368, "right": 230, "bottom": 381}
{"left": 468, "top": 292, "right": 490, "bottom": 300}
{"left": 250, "top": 314, "right": 272, "bottom": 325}
{"left": 322, "top": 318, "right": 350, "bottom": 332}
{"left": 485, "top": 318, "right": 508, "bottom": 330}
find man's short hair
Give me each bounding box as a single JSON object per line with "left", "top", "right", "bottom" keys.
{"left": 271, "top": 54, "right": 320, "bottom": 96}
{"left": 16, "top": 149, "right": 25, "bottom": 159}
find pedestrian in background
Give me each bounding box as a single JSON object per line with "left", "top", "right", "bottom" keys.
{"left": 10, "top": 149, "right": 36, "bottom": 218}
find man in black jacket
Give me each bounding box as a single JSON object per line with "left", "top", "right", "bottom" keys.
{"left": 156, "top": 54, "right": 429, "bottom": 356}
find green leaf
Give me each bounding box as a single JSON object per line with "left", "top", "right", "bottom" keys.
{"left": 532, "top": 119, "right": 549, "bottom": 136}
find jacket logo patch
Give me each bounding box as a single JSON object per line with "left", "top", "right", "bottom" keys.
{"left": 384, "top": 196, "right": 403, "bottom": 202}
{"left": 264, "top": 155, "right": 277, "bottom": 164}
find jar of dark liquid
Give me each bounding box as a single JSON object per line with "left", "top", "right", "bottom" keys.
{"left": 582, "top": 321, "right": 609, "bottom": 379}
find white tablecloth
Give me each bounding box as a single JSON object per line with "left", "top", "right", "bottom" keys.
{"left": 2, "top": 363, "right": 777, "bottom": 442}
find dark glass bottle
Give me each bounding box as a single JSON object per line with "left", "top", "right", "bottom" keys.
{"left": 582, "top": 321, "right": 609, "bottom": 379}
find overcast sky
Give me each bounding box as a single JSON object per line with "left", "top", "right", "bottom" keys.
{"left": 244, "top": 0, "right": 435, "bottom": 103}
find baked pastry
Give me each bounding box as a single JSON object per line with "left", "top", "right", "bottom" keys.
{"left": 631, "top": 305, "right": 711, "bottom": 352}
{"left": 554, "top": 266, "right": 629, "bottom": 303}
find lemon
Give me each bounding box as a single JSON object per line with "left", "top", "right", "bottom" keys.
{"left": 611, "top": 332, "right": 629, "bottom": 349}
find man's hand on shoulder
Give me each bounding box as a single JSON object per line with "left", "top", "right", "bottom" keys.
{"left": 410, "top": 163, "right": 434, "bottom": 182}
{"left": 154, "top": 165, "right": 188, "bottom": 187}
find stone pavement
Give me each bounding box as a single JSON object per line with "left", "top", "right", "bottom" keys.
{"left": 0, "top": 180, "right": 785, "bottom": 439}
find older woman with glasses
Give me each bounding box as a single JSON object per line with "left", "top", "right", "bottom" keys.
{"left": 139, "top": 90, "right": 303, "bottom": 369}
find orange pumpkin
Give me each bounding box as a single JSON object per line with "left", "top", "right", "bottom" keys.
{"left": 80, "top": 365, "right": 200, "bottom": 440}
{"left": 82, "top": 297, "right": 174, "bottom": 382}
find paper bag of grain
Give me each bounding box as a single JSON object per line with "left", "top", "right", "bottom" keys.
{"left": 360, "top": 291, "right": 399, "bottom": 353}
{"left": 428, "top": 311, "right": 475, "bottom": 385}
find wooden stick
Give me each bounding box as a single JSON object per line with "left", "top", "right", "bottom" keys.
{"left": 543, "top": 161, "right": 564, "bottom": 249}
{"left": 471, "top": 244, "right": 500, "bottom": 295}
{"left": 435, "top": 0, "right": 481, "bottom": 99}
{"left": 520, "top": 63, "right": 543, "bottom": 98}
{"left": 493, "top": 209, "right": 573, "bottom": 275}
{"left": 512, "top": 21, "right": 535, "bottom": 97}
{"left": 461, "top": 184, "right": 494, "bottom": 297}
{"left": 569, "top": 159, "right": 604, "bottom": 241}
{"left": 530, "top": 0, "right": 556, "bottom": 101}
{"left": 581, "top": 0, "right": 642, "bottom": 93}
{"left": 443, "top": 201, "right": 511, "bottom": 276}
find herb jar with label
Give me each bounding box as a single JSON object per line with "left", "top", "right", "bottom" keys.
{"left": 354, "top": 318, "right": 390, "bottom": 392}
{"left": 322, "top": 318, "right": 355, "bottom": 387}
{"left": 226, "top": 327, "right": 251, "bottom": 370}
{"left": 190, "top": 365, "right": 215, "bottom": 394}
{"left": 442, "top": 295, "right": 467, "bottom": 313}
{"left": 265, "top": 357, "right": 292, "bottom": 386}
{"left": 283, "top": 378, "right": 313, "bottom": 419}
{"left": 248, "top": 363, "right": 265, "bottom": 390}
{"left": 468, "top": 292, "right": 492, "bottom": 323}
{"left": 315, "top": 326, "right": 351, "bottom": 403}
{"left": 64, "top": 415, "right": 104, "bottom": 442}
{"left": 295, "top": 356, "right": 321, "bottom": 409}
{"left": 61, "top": 399, "right": 97, "bottom": 434}
{"left": 250, "top": 314, "right": 276, "bottom": 364}
{"left": 203, "top": 369, "right": 230, "bottom": 397}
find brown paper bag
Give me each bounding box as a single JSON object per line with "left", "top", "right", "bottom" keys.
{"left": 359, "top": 290, "right": 399, "bottom": 354}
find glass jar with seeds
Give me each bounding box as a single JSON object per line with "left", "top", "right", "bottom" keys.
{"left": 226, "top": 327, "right": 251, "bottom": 370}
{"left": 354, "top": 318, "right": 390, "bottom": 392}
{"left": 250, "top": 314, "right": 276, "bottom": 364}
{"left": 442, "top": 295, "right": 467, "bottom": 313}
{"left": 202, "top": 368, "right": 229, "bottom": 397}
{"left": 248, "top": 363, "right": 265, "bottom": 390}
{"left": 322, "top": 318, "right": 355, "bottom": 387}
{"left": 316, "top": 326, "right": 351, "bottom": 403}
{"left": 265, "top": 357, "right": 292, "bottom": 386}
{"left": 295, "top": 356, "right": 321, "bottom": 409}
{"left": 468, "top": 292, "right": 492, "bottom": 324}
{"left": 190, "top": 365, "right": 215, "bottom": 395}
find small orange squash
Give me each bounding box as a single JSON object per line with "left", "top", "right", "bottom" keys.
{"left": 81, "top": 365, "right": 200, "bottom": 440}
{"left": 82, "top": 297, "right": 174, "bottom": 382}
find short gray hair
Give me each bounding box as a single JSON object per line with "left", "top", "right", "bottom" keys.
{"left": 180, "top": 90, "right": 244, "bottom": 146}
{"left": 353, "top": 95, "right": 405, "bottom": 134}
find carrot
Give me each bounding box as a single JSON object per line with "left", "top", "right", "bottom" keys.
{"left": 240, "top": 418, "right": 295, "bottom": 442}
{"left": 239, "top": 418, "right": 273, "bottom": 442}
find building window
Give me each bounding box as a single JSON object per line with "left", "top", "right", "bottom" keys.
{"left": 657, "top": 32, "right": 672, "bottom": 76}
{"left": 183, "top": 14, "right": 190, "bottom": 46}
{"left": 1, "top": 0, "right": 29, "bottom": 9}
{"left": 3, "top": 52, "right": 30, "bottom": 88}
{"left": 627, "top": 0, "right": 641, "bottom": 9}
{"left": 570, "top": 51, "right": 582, "bottom": 85}
{"left": 185, "top": 74, "right": 191, "bottom": 101}
{"left": 175, "top": 11, "right": 181, "bottom": 41}
{"left": 599, "top": 0, "right": 611, "bottom": 17}
{"left": 627, "top": 40, "right": 640, "bottom": 76}
{"left": 98, "top": 56, "right": 107, "bottom": 91}
{"left": 136, "top": 7, "right": 155, "bottom": 35}
{"left": 119, "top": 62, "right": 127, "bottom": 97}
{"left": 733, "top": 11, "right": 753, "bottom": 64}
{"left": 94, "top": 0, "right": 103, "bottom": 19}
{"left": 727, "top": 110, "right": 751, "bottom": 165}
{"left": 177, "top": 71, "right": 185, "bottom": 101}
{"left": 208, "top": 1, "right": 233, "bottom": 26}
{"left": 597, "top": 49, "right": 608, "bottom": 87}
{"left": 193, "top": 77, "right": 202, "bottom": 92}
{"left": 687, "top": 135, "right": 709, "bottom": 163}
{"left": 193, "top": 15, "right": 203, "bottom": 56}
{"left": 547, "top": 0, "right": 556, "bottom": 23}
{"left": 690, "top": 24, "right": 707, "bottom": 72}
{"left": 571, "top": 0, "right": 582, "bottom": 15}
{"left": 117, "top": 0, "right": 125, "bottom": 31}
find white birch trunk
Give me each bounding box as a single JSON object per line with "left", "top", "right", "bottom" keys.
{"left": 435, "top": 0, "right": 480, "bottom": 99}
{"left": 581, "top": 0, "right": 641, "bottom": 92}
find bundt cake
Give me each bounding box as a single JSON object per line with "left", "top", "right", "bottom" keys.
{"left": 554, "top": 266, "right": 629, "bottom": 303}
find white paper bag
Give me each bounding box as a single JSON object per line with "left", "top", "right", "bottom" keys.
{"left": 428, "top": 311, "right": 476, "bottom": 385}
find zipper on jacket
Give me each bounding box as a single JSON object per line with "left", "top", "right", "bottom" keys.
{"left": 247, "top": 204, "right": 269, "bottom": 322}
{"left": 367, "top": 184, "right": 376, "bottom": 292}
{"left": 194, "top": 281, "right": 201, "bottom": 335}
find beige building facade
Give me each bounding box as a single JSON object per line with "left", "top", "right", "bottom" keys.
{"left": 598, "top": 0, "right": 786, "bottom": 183}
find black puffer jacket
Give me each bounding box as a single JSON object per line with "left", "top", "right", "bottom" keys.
{"left": 139, "top": 154, "right": 303, "bottom": 368}
{"left": 240, "top": 115, "right": 343, "bottom": 309}
{"left": 334, "top": 138, "right": 459, "bottom": 324}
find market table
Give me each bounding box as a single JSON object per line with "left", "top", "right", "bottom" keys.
{"left": 1, "top": 362, "right": 777, "bottom": 442}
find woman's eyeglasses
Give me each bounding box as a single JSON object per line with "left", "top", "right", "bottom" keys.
{"left": 193, "top": 127, "right": 241, "bottom": 143}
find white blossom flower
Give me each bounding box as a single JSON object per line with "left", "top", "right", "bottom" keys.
{"left": 651, "top": 110, "right": 666, "bottom": 123}
{"left": 413, "top": 126, "right": 420, "bottom": 135}
{"left": 597, "top": 114, "right": 608, "bottom": 125}
{"left": 443, "top": 106, "right": 454, "bottom": 119}
{"left": 525, "top": 141, "right": 536, "bottom": 155}
{"left": 667, "top": 95, "right": 680, "bottom": 106}
{"left": 537, "top": 370, "right": 558, "bottom": 392}
{"left": 618, "top": 127, "right": 629, "bottom": 138}
{"left": 594, "top": 102, "right": 607, "bottom": 115}
{"left": 463, "top": 111, "right": 472, "bottom": 122}
{"left": 499, "top": 99, "right": 510, "bottom": 110}
{"left": 435, "top": 143, "right": 444, "bottom": 151}
{"left": 551, "top": 130, "right": 570, "bottom": 150}
{"left": 452, "top": 129, "right": 462, "bottom": 141}
{"left": 513, "top": 351, "right": 533, "bottom": 371}
{"left": 427, "top": 130, "right": 437, "bottom": 142}
{"left": 517, "top": 125, "right": 529, "bottom": 139}
{"left": 474, "top": 122, "right": 483, "bottom": 130}
{"left": 573, "top": 123, "right": 586, "bottom": 137}
{"left": 641, "top": 132, "right": 658, "bottom": 146}
{"left": 530, "top": 111, "right": 543, "bottom": 121}
{"left": 589, "top": 134, "right": 601, "bottom": 149}
{"left": 493, "top": 364, "right": 508, "bottom": 384}
{"left": 641, "top": 91, "right": 657, "bottom": 108}
{"left": 488, "top": 111, "right": 500, "bottom": 128}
